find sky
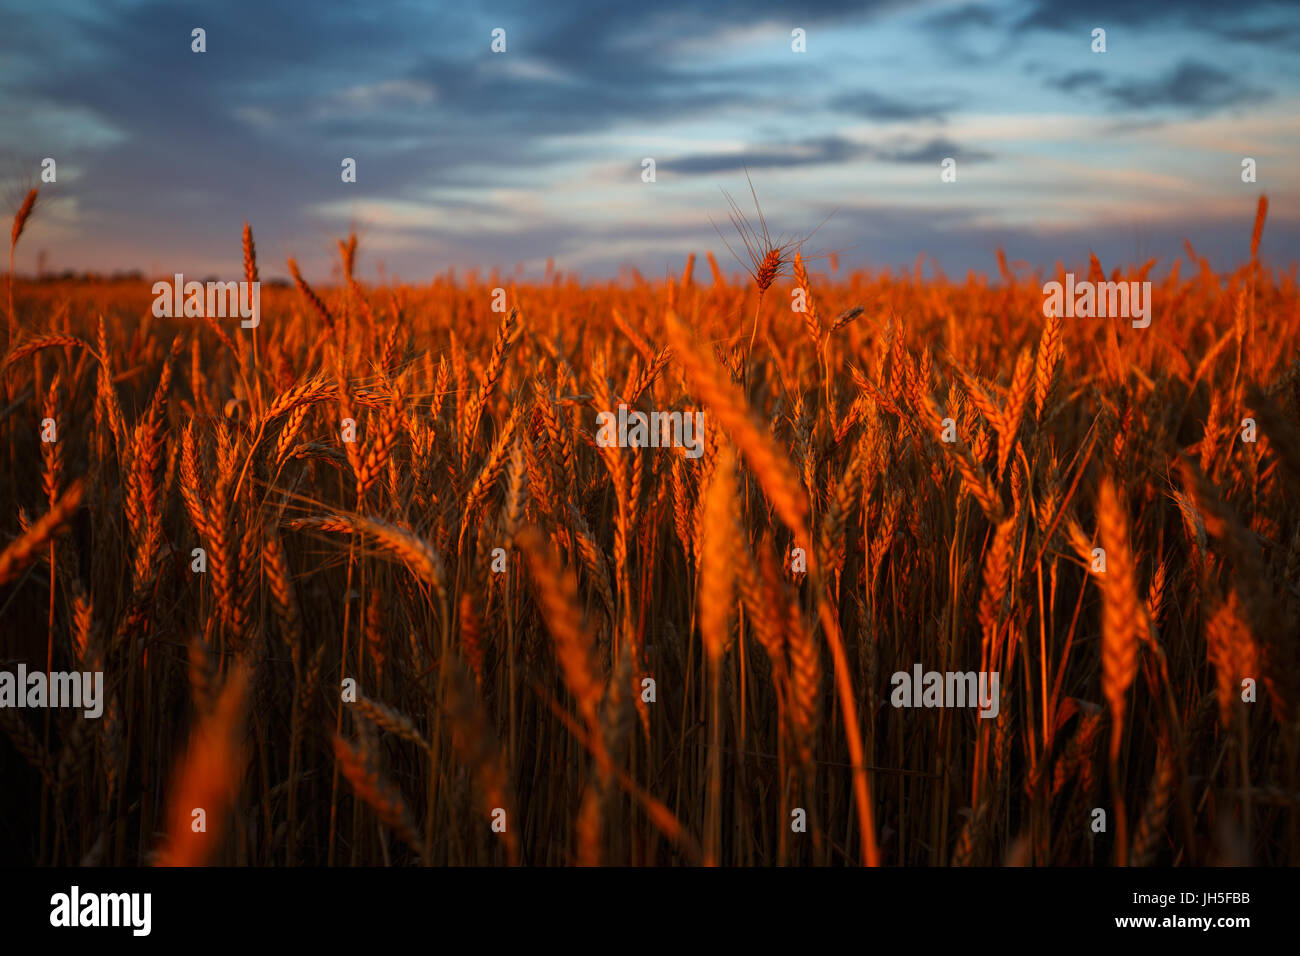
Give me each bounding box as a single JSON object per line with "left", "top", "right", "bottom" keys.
{"left": 2, "top": 0, "right": 1298, "bottom": 282}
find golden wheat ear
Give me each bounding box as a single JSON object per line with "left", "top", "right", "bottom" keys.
{"left": 8, "top": 187, "right": 37, "bottom": 344}
{"left": 154, "top": 662, "right": 249, "bottom": 866}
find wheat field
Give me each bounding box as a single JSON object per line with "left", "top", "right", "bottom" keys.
{"left": 1, "top": 191, "right": 1296, "bottom": 866}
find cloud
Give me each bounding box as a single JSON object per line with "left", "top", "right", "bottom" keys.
{"left": 1015, "top": 0, "right": 1296, "bottom": 32}
{"left": 323, "top": 80, "right": 437, "bottom": 112}
{"left": 867, "top": 136, "right": 993, "bottom": 164}
{"left": 918, "top": 1, "right": 1017, "bottom": 65}
{"left": 668, "top": 136, "right": 865, "bottom": 174}
{"left": 828, "top": 89, "right": 955, "bottom": 121}
{"left": 1046, "top": 70, "right": 1105, "bottom": 94}
{"left": 666, "top": 134, "right": 992, "bottom": 174}
{"left": 1, "top": 0, "right": 1294, "bottom": 281}
{"left": 1108, "top": 62, "right": 1267, "bottom": 110}
{"left": 922, "top": 3, "right": 1001, "bottom": 32}
{"left": 1216, "top": 24, "right": 1300, "bottom": 49}
{"left": 1048, "top": 60, "right": 1268, "bottom": 111}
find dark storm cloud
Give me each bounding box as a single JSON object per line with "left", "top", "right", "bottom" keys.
{"left": 12, "top": 0, "right": 898, "bottom": 191}
{"left": 429, "top": 0, "right": 892, "bottom": 135}
{"left": 3, "top": 0, "right": 1295, "bottom": 280}
{"left": 10, "top": 0, "right": 897, "bottom": 273}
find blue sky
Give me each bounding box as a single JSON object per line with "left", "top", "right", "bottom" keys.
{"left": 2, "top": 0, "right": 1297, "bottom": 281}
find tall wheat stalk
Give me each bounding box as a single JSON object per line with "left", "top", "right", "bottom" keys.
{"left": 8, "top": 188, "right": 37, "bottom": 348}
